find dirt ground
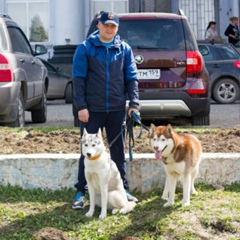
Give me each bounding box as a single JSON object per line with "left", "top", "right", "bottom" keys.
{"left": 0, "top": 126, "right": 240, "bottom": 155}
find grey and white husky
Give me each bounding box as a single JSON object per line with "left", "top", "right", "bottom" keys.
{"left": 82, "top": 128, "right": 136, "bottom": 219}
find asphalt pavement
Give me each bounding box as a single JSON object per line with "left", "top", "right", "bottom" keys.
{"left": 25, "top": 100, "right": 240, "bottom": 128}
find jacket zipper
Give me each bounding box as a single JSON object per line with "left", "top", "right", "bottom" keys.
{"left": 106, "top": 47, "right": 110, "bottom": 112}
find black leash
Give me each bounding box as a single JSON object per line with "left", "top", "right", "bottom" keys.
{"left": 127, "top": 111, "right": 150, "bottom": 161}
{"left": 107, "top": 111, "right": 150, "bottom": 161}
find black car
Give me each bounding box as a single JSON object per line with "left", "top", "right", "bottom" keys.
{"left": 198, "top": 41, "right": 240, "bottom": 104}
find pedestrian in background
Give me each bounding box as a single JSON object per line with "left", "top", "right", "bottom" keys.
{"left": 72, "top": 11, "right": 139, "bottom": 209}
{"left": 224, "top": 16, "right": 239, "bottom": 46}
{"left": 205, "top": 21, "right": 220, "bottom": 42}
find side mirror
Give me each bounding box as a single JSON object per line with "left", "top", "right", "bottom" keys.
{"left": 34, "top": 44, "right": 47, "bottom": 56}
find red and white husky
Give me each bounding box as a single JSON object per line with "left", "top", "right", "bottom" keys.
{"left": 149, "top": 124, "right": 202, "bottom": 207}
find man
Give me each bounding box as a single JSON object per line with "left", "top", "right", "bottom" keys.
{"left": 72, "top": 11, "right": 139, "bottom": 209}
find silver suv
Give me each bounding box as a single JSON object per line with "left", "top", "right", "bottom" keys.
{"left": 0, "top": 14, "right": 48, "bottom": 127}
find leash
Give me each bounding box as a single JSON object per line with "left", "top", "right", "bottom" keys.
{"left": 127, "top": 111, "right": 150, "bottom": 161}
{"left": 108, "top": 110, "right": 150, "bottom": 161}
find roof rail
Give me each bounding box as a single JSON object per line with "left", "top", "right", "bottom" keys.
{"left": 178, "top": 9, "right": 185, "bottom": 16}
{"left": 0, "top": 13, "right": 11, "bottom": 19}
{"left": 94, "top": 10, "right": 104, "bottom": 19}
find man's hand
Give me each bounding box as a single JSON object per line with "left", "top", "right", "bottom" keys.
{"left": 128, "top": 108, "right": 138, "bottom": 118}
{"left": 78, "top": 109, "right": 89, "bottom": 123}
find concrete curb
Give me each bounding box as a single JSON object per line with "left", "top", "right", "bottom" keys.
{"left": 0, "top": 153, "right": 240, "bottom": 192}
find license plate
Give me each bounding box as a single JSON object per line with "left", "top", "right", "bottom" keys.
{"left": 137, "top": 69, "right": 161, "bottom": 79}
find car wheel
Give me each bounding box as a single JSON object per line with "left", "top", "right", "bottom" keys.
{"left": 7, "top": 92, "right": 25, "bottom": 127}
{"left": 213, "top": 79, "right": 240, "bottom": 104}
{"left": 65, "top": 83, "right": 73, "bottom": 104}
{"left": 31, "top": 91, "right": 47, "bottom": 123}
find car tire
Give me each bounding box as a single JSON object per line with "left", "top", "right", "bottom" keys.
{"left": 7, "top": 92, "right": 25, "bottom": 127}
{"left": 65, "top": 83, "right": 73, "bottom": 104}
{"left": 31, "top": 91, "right": 47, "bottom": 123}
{"left": 213, "top": 78, "right": 240, "bottom": 104}
{"left": 191, "top": 98, "right": 210, "bottom": 126}
{"left": 192, "top": 115, "right": 210, "bottom": 126}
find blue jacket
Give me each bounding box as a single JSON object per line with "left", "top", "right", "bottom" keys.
{"left": 73, "top": 30, "right": 139, "bottom": 113}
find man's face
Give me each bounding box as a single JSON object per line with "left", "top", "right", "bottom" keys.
{"left": 98, "top": 21, "right": 118, "bottom": 42}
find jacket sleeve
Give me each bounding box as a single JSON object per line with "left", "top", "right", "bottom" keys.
{"left": 124, "top": 46, "right": 139, "bottom": 109}
{"left": 72, "top": 43, "right": 88, "bottom": 111}
{"left": 224, "top": 25, "right": 231, "bottom": 37}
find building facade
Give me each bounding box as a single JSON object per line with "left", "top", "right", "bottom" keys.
{"left": 0, "top": 0, "right": 239, "bottom": 56}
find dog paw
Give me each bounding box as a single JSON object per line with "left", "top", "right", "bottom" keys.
{"left": 112, "top": 209, "right": 119, "bottom": 215}
{"left": 99, "top": 213, "right": 107, "bottom": 220}
{"left": 161, "top": 195, "right": 168, "bottom": 200}
{"left": 163, "top": 201, "right": 174, "bottom": 207}
{"left": 191, "top": 190, "right": 198, "bottom": 195}
{"left": 182, "top": 202, "right": 190, "bottom": 207}
{"left": 85, "top": 211, "right": 94, "bottom": 218}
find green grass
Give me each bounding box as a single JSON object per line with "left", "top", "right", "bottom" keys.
{"left": 0, "top": 183, "right": 240, "bottom": 240}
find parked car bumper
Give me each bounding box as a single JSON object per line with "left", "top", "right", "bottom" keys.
{"left": 131, "top": 92, "right": 209, "bottom": 120}
{"left": 0, "top": 82, "right": 20, "bottom": 122}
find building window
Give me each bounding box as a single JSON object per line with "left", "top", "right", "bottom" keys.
{"left": 6, "top": 0, "right": 49, "bottom": 43}
{"left": 91, "top": 0, "right": 128, "bottom": 19}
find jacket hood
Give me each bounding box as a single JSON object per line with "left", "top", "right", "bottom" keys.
{"left": 87, "top": 30, "right": 122, "bottom": 48}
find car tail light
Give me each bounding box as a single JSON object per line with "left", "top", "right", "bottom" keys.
{"left": 187, "top": 50, "right": 203, "bottom": 73}
{"left": 234, "top": 61, "right": 240, "bottom": 68}
{"left": 187, "top": 89, "right": 206, "bottom": 94}
{"left": 0, "top": 54, "right": 13, "bottom": 82}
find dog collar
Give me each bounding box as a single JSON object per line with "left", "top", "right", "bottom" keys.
{"left": 87, "top": 154, "right": 101, "bottom": 161}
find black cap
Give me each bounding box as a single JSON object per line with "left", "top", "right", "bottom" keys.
{"left": 100, "top": 11, "right": 119, "bottom": 26}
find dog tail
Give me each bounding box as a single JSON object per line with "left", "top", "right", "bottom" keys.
{"left": 120, "top": 201, "right": 136, "bottom": 214}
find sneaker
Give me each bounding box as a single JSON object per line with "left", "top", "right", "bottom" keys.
{"left": 72, "top": 191, "right": 86, "bottom": 209}
{"left": 125, "top": 189, "right": 138, "bottom": 202}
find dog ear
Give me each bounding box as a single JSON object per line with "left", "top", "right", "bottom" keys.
{"left": 97, "top": 128, "right": 102, "bottom": 138}
{"left": 148, "top": 123, "right": 156, "bottom": 138}
{"left": 83, "top": 128, "right": 88, "bottom": 136}
{"left": 165, "top": 124, "right": 173, "bottom": 137}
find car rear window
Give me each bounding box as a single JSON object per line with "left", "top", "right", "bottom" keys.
{"left": 0, "top": 24, "right": 8, "bottom": 51}
{"left": 118, "top": 19, "right": 185, "bottom": 50}
{"left": 87, "top": 17, "right": 198, "bottom": 51}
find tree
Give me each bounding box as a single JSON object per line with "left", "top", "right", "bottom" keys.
{"left": 30, "top": 14, "right": 48, "bottom": 42}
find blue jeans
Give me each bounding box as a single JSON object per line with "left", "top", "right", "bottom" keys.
{"left": 74, "top": 110, "right": 128, "bottom": 193}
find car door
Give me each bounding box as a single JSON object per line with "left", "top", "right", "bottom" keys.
{"left": 217, "top": 44, "right": 240, "bottom": 78}
{"left": 198, "top": 44, "right": 223, "bottom": 88}
{"left": 8, "top": 26, "right": 44, "bottom": 100}
{"left": 41, "top": 59, "right": 67, "bottom": 98}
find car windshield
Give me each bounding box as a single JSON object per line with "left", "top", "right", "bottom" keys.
{"left": 118, "top": 19, "right": 185, "bottom": 50}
